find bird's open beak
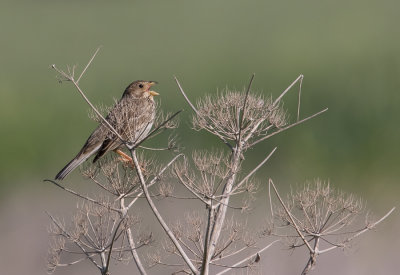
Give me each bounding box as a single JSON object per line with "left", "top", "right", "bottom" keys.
{"left": 148, "top": 81, "right": 159, "bottom": 96}
{"left": 149, "top": 90, "right": 159, "bottom": 96}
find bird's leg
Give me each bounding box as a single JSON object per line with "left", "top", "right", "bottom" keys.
{"left": 115, "top": 149, "right": 135, "bottom": 168}
{"left": 114, "top": 149, "right": 148, "bottom": 173}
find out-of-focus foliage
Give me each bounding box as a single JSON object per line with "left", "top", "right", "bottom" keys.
{"left": 0, "top": 0, "right": 399, "bottom": 201}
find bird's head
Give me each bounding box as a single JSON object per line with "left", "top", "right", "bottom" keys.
{"left": 125, "top": 80, "right": 159, "bottom": 98}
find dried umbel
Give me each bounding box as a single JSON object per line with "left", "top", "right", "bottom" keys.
{"left": 47, "top": 200, "right": 146, "bottom": 274}
{"left": 193, "top": 90, "right": 287, "bottom": 149}
{"left": 274, "top": 180, "right": 363, "bottom": 239}
{"left": 150, "top": 212, "right": 255, "bottom": 272}
{"left": 191, "top": 150, "right": 231, "bottom": 196}
{"left": 265, "top": 179, "right": 394, "bottom": 275}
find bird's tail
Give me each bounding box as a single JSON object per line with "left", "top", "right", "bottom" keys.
{"left": 55, "top": 145, "right": 101, "bottom": 180}
{"left": 55, "top": 154, "right": 87, "bottom": 180}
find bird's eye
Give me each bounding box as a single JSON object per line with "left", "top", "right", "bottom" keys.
{"left": 139, "top": 84, "right": 144, "bottom": 88}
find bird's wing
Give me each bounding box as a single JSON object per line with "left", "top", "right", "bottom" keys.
{"left": 92, "top": 96, "right": 156, "bottom": 162}
{"left": 92, "top": 137, "right": 122, "bottom": 163}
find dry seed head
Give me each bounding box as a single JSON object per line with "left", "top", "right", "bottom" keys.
{"left": 191, "top": 150, "right": 231, "bottom": 196}
{"left": 193, "top": 90, "right": 287, "bottom": 148}
{"left": 185, "top": 211, "right": 203, "bottom": 241}
{"left": 192, "top": 150, "right": 229, "bottom": 178}
{"left": 47, "top": 237, "right": 65, "bottom": 274}
{"left": 272, "top": 179, "right": 367, "bottom": 249}
{"left": 158, "top": 181, "right": 174, "bottom": 197}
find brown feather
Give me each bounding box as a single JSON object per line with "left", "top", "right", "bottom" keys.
{"left": 55, "top": 80, "right": 157, "bottom": 180}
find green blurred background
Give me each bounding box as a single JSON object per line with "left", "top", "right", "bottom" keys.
{"left": 0, "top": 0, "right": 399, "bottom": 274}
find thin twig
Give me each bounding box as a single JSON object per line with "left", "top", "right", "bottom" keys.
{"left": 77, "top": 46, "right": 102, "bottom": 84}
{"left": 249, "top": 108, "right": 328, "bottom": 147}
{"left": 103, "top": 214, "right": 128, "bottom": 275}
{"left": 131, "top": 110, "right": 182, "bottom": 150}
{"left": 318, "top": 207, "right": 396, "bottom": 254}
{"left": 44, "top": 179, "right": 120, "bottom": 212}
{"left": 269, "top": 179, "right": 314, "bottom": 252}
{"left": 139, "top": 146, "right": 174, "bottom": 151}
{"left": 51, "top": 63, "right": 124, "bottom": 142}
{"left": 211, "top": 245, "right": 248, "bottom": 262}
{"left": 174, "top": 76, "right": 199, "bottom": 115}
{"left": 297, "top": 74, "right": 304, "bottom": 121}
{"left": 273, "top": 74, "right": 303, "bottom": 107}
{"left": 238, "top": 74, "right": 255, "bottom": 143}
{"left": 268, "top": 179, "right": 274, "bottom": 217}
{"left": 126, "top": 154, "right": 184, "bottom": 209}
{"left": 215, "top": 240, "right": 279, "bottom": 275}
{"left": 175, "top": 168, "right": 210, "bottom": 206}
{"left": 230, "top": 147, "right": 277, "bottom": 194}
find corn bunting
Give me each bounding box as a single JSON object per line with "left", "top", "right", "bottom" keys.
{"left": 55, "top": 80, "right": 159, "bottom": 180}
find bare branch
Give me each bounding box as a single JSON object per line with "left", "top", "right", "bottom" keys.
{"left": 103, "top": 213, "right": 129, "bottom": 275}
{"left": 77, "top": 46, "right": 102, "bottom": 84}
{"left": 120, "top": 196, "right": 148, "bottom": 275}
{"left": 230, "top": 147, "right": 277, "bottom": 194}
{"left": 250, "top": 108, "right": 328, "bottom": 147}
{"left": 174, "top": 76, "right": 199, "bottom": 115}
{"left": 238, "top": 74, "right": 255, "bottom": 143}
{"left": 130, "top": 150, "right": 199, "bottom": 274}
{"left": 200, "top": 202, "right": 213, "bottom": 273}
{"left": 130, "top": 110, "right": 182, "bottom": 150}
{"left": 273, "top": 74, "right": 303, "bottom": 107}
{"left": 269, "top": 179, "right": 314, "bottom": 252}
{"left": 297, "top": 74, "right": 304, "bottom": 121}
{"left": 51, "top": 64, "right": 125, "bottom": 143}
{"left": 175, "top": 168, "right": 210, "bottom": 206}
{"left": 126, "top": 154, "right": 184, "bottom": 209}
{"left": 318, "top": 207, "right": 396, "bottom": 254}
{"left": 44, "top": 179, "right": 120, "bottom": 212}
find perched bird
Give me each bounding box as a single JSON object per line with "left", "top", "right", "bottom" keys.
{"left": 55, "top": 80, "right": 159, "bottom": 180}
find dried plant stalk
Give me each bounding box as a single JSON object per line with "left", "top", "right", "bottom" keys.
{"left": 47, "top": 49, "right": 394, "bottom": 275}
